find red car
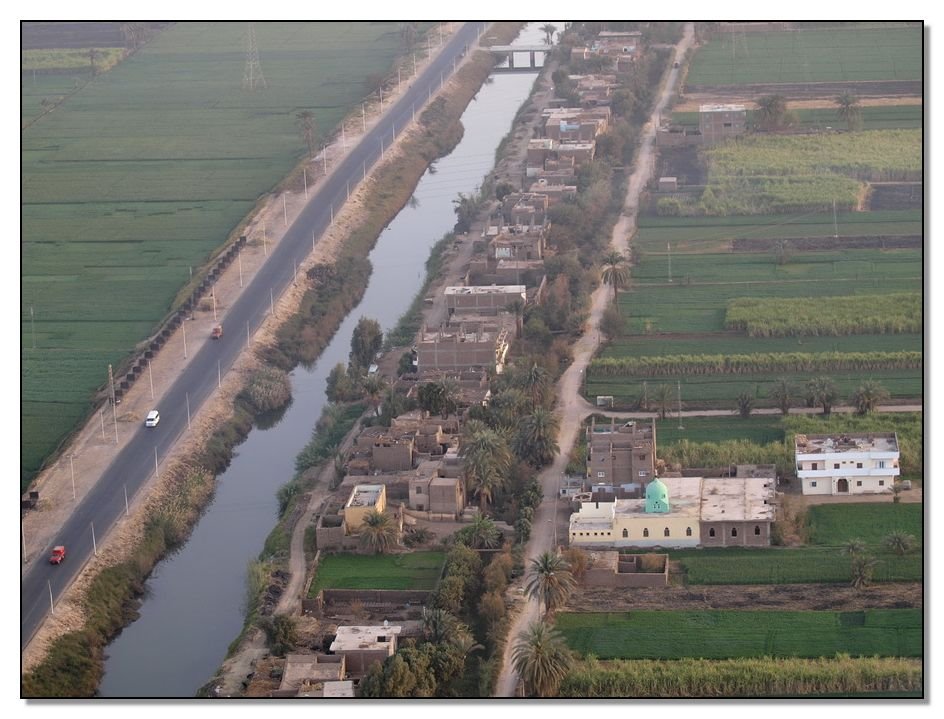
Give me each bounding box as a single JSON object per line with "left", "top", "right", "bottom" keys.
{"left": 49, "top": 546, "right": 66, "bottom": 565}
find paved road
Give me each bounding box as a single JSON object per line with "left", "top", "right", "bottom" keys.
{"left": 494, "top": 23, "right": 697, "bottom": 697}
{"left": 21, "top": 22, "right": 487, "bottom": 651}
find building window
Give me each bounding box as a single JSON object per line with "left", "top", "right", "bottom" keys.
{"left": 622, "top": 528, "right": 628, "bottom": 538}
{"left": 664, "top": 527, "right": 670, "bottom": 537}
{"left": 643, "top": 528, "right": 649, "bottom": 538}
{"left": 638, "top": 455, "right": 647, "bottom": 461}
{"left": 879, "top": 480, "right": 885, "bottom": 486}
{"left": 857, "top": 463, "right": 863, "bottom": 469}
{"left": 834, "top": 463, "right": 840, "bottom": 469}
{"left": 415, "top": 486, "right": 423, "bottom": 494}
{"left": 857, "top": 480, "right": 863, "bottom": 487}
{"left": 686, "top": 527, "right": 692, "bottom": 537}
{"left": 597, "top": 471, "right": 606, "bottom": 478}
{"left": 811, "top": 481, "right": 817, "bottom": 487}
{"left": 731, "top": 528, "right": 738, "bottom": 538}
{"left": 594, "top": 532, "right": 598, "bottom": 536}
{"left": 754, "top": 526, "right": 761, "bottom": 536}
{"left": 878, "top": 460, "right": 886, "bottom": 469}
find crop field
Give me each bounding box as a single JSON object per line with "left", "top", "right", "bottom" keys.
{"left": 635, "top": 210, "right": 921, "bottom": 251}
{"left": 672, "top": 104, "right": 923, "bottom": 131}
{"left": 807, "top": 504, "right": 922, "bottom": 547}
{"left": 686, "top": 26, "right": 921, "bottom": 86}
{"left": 308, "top": 551, "right": 445, "bottom": 596}
{"left": 21, "top": 22, "right": 407, "bottom": 484}
{"left": 668, "top": 547, "right": 922, "bottom": 586}
{"left": 21, "top": 74, "right": 87, "bottom": 125}
{"left": 655, "top": 416, "right": 784, "bottom": 446}
{"left": 555, "top": 609, "right": 921, "bottom": 660}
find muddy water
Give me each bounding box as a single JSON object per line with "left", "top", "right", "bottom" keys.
{"left": 98, "top": 23, "right": 550, "bottom": 698}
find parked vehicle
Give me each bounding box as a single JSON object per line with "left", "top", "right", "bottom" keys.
{"left": 145, "top": 410, "right": 160, "bottom": 427}
{"left": 49, "top": 546, "right": 66, "bottom": 565}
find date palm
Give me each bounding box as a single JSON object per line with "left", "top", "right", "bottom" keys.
{"left": 541, "top": 23, "right": 558, "bottom": 45}
{"left": 512, "top": 622, "right": 573, "bottom": 697}
{"left": 653, "top": 383, "right": 673, "bottom": 420}
{"left": 806, "top": 376, "right": 839, "bottom": 416}
{"left": 850, "top": 555, "right": 879, "bottom": 590}
{"left": 769, "top": 378, "right": 795, "bottom": 416}
{"left": 514, "top": 408, "right": 560, "bottom": 468}
{"left": 522, "top": 362, "right": 552, "bottom": 409}
{"left": 460, "top": 427, "right": 512, "bottom": 510}
{"left": 525, "top": 551, "right": 576, "bottom": 616}
{"left": 755, "top": 93, "right": 788, "bottom": 130}
{"left": 883, "top": 531, "right": 916, "bottom": 556}
{"left": 851, "top": 379, "right": 889, "bottom": 415}
{"left": 358, "top": 509, "right": 397, "bottom": 554}
{"left": 600, "top": 251, "right": 630, "bottom": 312}
{"left": 835, "top": 92, "right": 862, "bottom": 131}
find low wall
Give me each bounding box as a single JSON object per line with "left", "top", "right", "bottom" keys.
{"left": 583, "top": 554, "right": 669, "bottom": 588}
{"left": 308, "top": 588, "right": 433, "bottom": 617}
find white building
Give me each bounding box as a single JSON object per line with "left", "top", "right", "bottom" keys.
{"left": 795, "top": 433, "right": 900, "bottom": 495}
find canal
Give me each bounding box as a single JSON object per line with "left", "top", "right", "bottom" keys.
{"left": 98, "top": 22, "right": 554, "bottom": 697}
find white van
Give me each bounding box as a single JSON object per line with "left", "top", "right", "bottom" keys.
{"left": 145, "top": 410, "right": 160, "bottom": 428}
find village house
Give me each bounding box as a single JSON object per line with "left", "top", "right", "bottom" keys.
{"left": 271, "top": 654, "right": 347, "bottom": 698}
{"left": 500, "top": 192, "right": 550, "bottom": 227}
{"left": 415, "top": 318, "right": 512, "bottom": 374}
{"left": 568, "top": 470, "right": 775, "bottom": 549}
{"left": 698, "top": 103, "right": 747, "bottom": 145}
{"left": 528, "top": 178, "right": 577, "bottom": 205}
{"left": 586, "top": 418, "right": 657, "bottom": 490}
{"left": 342, "top": 484, "right": 386, "bottom": 531}
{"left": 488, "top": 227, "right": 545, "bottom": 262}
{"left": 445, "top": 285, "right": 527, "bottom": 316}
{"left": 408, "top": 458, "right": 466, "bottom": 520}
{"left": 329, "top": 625, "right": 402, "bottom": 677}
{"left": 572, "top": 74, "right": 619, "bottom": 107}
{"left": 795, "top": 433, "right": 900, "bottom": 495}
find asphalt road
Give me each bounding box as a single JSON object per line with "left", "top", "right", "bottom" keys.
{"left": 21, "top": 21, "right": 486, "bottom": 650}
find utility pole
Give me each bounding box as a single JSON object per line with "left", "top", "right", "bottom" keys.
{"left": 262, "top": 220, "right": 268, "bottom": 256}
{"left": 124, "top": 485, "right": 130, "bottom": 515}
{"left": 242, "top": 22, "right": 267, "bottom": 91}
{"left": 69, "top": 454, "right": 76, "bottom": 500}
{"left": 148, "top": 360, "right": 154, "bottom": 399}
{"left": 238, "top": 249, "right": 243, "bottom": 287}
{"left": 154, "top": 446, "right": 160, "bottom": 479}
{"left": 380, "top": 138, "right": 384, "bottom": 161}
{"left": 362, "top": 103, "right": 366, "bottom": 132}
{"left": 303, "top": 168, "right": 308, "bottom": 199}
{"left": 48, "top": 581, "right": 54, "bottom": 614}
{"left": 282, "top": 194, "right": 287, "bottom": 225}
{"left": 182, "top": 319, "right": 188, "bottom": 359}
{"left": 667, "top": 242, "right": 672, "bottom": 283}
{"left": 322, "top": 146, "right": 327, "bottom": 175}
{"left": 186, "top": 392, "right": 191, "bottom": 429}
{"left": 677, "top": 381, "right": 684, "bottom": 430}
{"left": 293, "top": 259, "right": 298, "bottom": 286}
{"left": 212, "top": 289, "right": 217, "bottom": 322}
{"left": 270, "top": 288, "right": 275, "bottom": 315}
{"left": 100, "top": 409, "right": 106, "bottom": 440}
{"left": 218, "top": 360, "right": 222, "bottom": 388}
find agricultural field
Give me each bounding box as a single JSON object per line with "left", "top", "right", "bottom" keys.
{"left": 806, "top": 504, "right": 922, "bottom": 547}
{"left": 655, "top": 416, "right": 784, "bottom": 446}
{"left": 669, "top": 547, "right": 921, "bottom": 586}
{"left": 686, "top": 25, "right": 921, "bottom": 86}
{"left": 308, "top": 551, "right": 445, "bottom": 597}
{"left": 21, "top": 22, "right": 408, "bottom": 486}
{"left": 672, "top": 104, "right": 923, "bottom": 131}
{"left": 555, "top": 609, "right": 921, "bottom": 660}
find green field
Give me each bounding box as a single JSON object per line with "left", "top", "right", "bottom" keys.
{"left": 309, "top": 551, "right": 445, "bottom": 597}
{"left": 669, "top": 547, "right": 921, "bottom": 585}
{"left": 672, "top": 104, "right": 923, "bottom": 131}
{"left": 807, "top": 504, "right": 922, "bottom": 547}
{"left": 555, "top": 609, "right": 921, "bottom": 660}
{"left": 655, "top": 416, "right": 784, "bottom": 445}
{"left": 21, "top": 22, "right": 408, "bottom": 486}
{"left": 687, "top": 26, "right": 921, "bottom": 85}
{"left": 635, "top": 210, "right": 921, "bottom": 251}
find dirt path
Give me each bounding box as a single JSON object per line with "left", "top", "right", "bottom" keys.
{"left": 21, "top": 23, "right": 465, "bottom": 675}
{"left": 493, "top": 23, "right": 697, "bottom": 698}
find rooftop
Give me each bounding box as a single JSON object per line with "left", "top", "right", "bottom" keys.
{"left": 445, "top": 285, "right": 526, "bottom": 296}
{"left": 330, "top": 625, "right": 403, "bottom": 653}
{"left": 700, "top": 103, "right": 747, "bottom": 113}
{"left": 795, "top": 433, "right": 899, "bottom": 455}
{"left": 346, "top": 484, "right": 384, "bottom": 508}
{"left": 700, "top": 476, "right": 775, "bottom": 523}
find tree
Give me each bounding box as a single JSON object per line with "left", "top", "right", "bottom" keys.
{"left": 891, "top": 480, "right": 905, "bottom": 504}
{"left": 258, "top": 615, "right": 298, "bottom": 656}
{"left": 514, "top": 408, "right": 560, "bottom": 468}
{"left": 736, "top": 392, "right": 754, "bottom": 419}
{"left": 600, "top": 250, "right": 630, "bottom": 311}
{"left": 466, "top": 514, "right": 503, "bottom": 549}
{"left": 653, "top": 383, "right": 673, "bottom": 420}
{"left": 806, "top": 376, "right": 839, "bottom": 416}
{"left": 841, "top": 538, "right": 867, "bottom": 557}
{"left": 835, "top": 92, "right": 862, "bottom": 131}
{"left": 325, "top": 362, "right": 355, "bottom": 402}
{"left": 423, "top": 608, "right": 459, "bottom": 644}
{"left": 453, "top": 192, "right": 478, "bottom": 234}
{"left": 541, "top": 23, "right": 558, "bottom": 45}
{"left": 358, "top": 645, "right": 437, "bottom": 697}
{"left": 88, "top": 48, "right": 98, "bottom": 75}
{"left": 600, "top": 304, "right": 624, "bottom": 341}
{"left": 362, "top": 373, "right": 388, "bottom": 415}
{"left": 525, "top": 552, "right": 576, "bottom": 617}
{"left": 358, "top": 509, "right": 397, "bottom": 554}
{"left": 754, "top": 94, "right": 788, "bottom": 130}
{"left": 495, "top": 181, "right": 516, "bottom": 201}
{"left": 350, "top": 317, "right": 383, "bottom": 371}
{"left": 296, "top": 110, "right": 317, "bottom": 159}
{"left": 769, "top": 378, "right": 795, "bottom": 416}
{"left": 883, "top": 531, "right": 916, "bottom": 556}
{"left": 851, "top": 379, "right": 889, "bottom": 415}
{"left": 461, "top": 427, "right": 513, "bottom": 511}
{"left": 850, "top": 555, "right": 879, "bottom": 590}
{"left": 512, "top": 622, "right": 573, "bottom": 697}
{"left": 522, "top": 362, "right": 552, "bottom": 409}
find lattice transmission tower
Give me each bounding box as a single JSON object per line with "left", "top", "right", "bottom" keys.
{"left": 242, "top": 23, "right": 267, "bottom": 91}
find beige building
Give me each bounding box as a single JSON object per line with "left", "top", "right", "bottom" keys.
{"left": 795, "top": 433, "right": 900, "bottom": 496}
{"left": 329, "top": 625, "right": 402, "bottom": 676}
{"left": 699, "top": 103, "right": 746, "bottom": 145}
{"left": 416, "top": 319, "right": 511, "bottom": 374}
{"left": 343, "top": 484, "right": 386, "bottom": 531}
{"left": 586, "top": 419, "right": 656, "bottom": 488}
{"left": 569, "top": 473, "right": 775, "bottom": 549}
{"left": 445, "top": 285, "right": 526, "bottom": 316}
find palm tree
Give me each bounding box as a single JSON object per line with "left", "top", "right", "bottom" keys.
{"left": 850, "top": 555, "right": 879, "bottom": 590}
{"left": 512, "top": 622, "right": 573, "bottom": 697}
{"left": 514, "top": 408, "right": 561, "bottom": 468}
{"left": 522, "top": 362, "right": 552, "bottom": 409}
{"left": 835, "top": 92, "right": 862, "bottom": 131}
{"left": 358, "top": 509, "right": 398, "bottom": 554}
{"left": 754, "top": 94, "right": 788, "bottom": 130}
{"left": 436, "top": 375, "right": 461, "bottom": 418}
{"left": 653, "top": 383, "right": 672, "bottom": 420}
{"left": 362, "top": 373, "right": 388, "bottom": 416}
{"left": 600, "top": 251, "right": 629, "bottom": 312}
{"left": 769, "top": 378, "right": 795, "bottom": 416}
{"left": 540, "top": 23, "right": 558, "bottom": 45}
{"left": 468, "top": 514, "right": 502, "bottom": 549}
{"left": 525, "top": 551, "right": 576, "bottom": 616}
{"left": 461, "top": 427, "right": 513, "bottom": 510}
{"left": 883, "top": 531, "right": 916, "bottom": 556}
{"left": 851, "top": 379, "right": 889, "bottom": 415}
{"left": 423, "top": 607, "right": 459, "bottom": 644}
{"left": 735, "top": 392, "right": 754, "bottom": 418}
{"left": 806, "top": 376, "right": 839, "bottom": 416}
{"left": 841, "top": 538, "right": 867, "bottom": 557}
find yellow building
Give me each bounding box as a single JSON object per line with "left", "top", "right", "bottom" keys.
{"left": 343, "top": 484, "right": 386, "bottom": 532}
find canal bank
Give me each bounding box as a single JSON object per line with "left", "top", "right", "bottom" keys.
{"left": 93, "top": 23, "right": 547, "bottom": 698}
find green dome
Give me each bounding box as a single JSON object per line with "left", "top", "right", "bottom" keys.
{"left": 645, "top": 478, "right": 670, "bottom": 514}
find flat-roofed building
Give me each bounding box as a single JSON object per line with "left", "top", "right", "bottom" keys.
{"left": 587, "top": 418, "right": 656, "bottom": 487}
{"left": 330, "top": 625, "right": 402, "bottom": 676}
{"left": 699, "top": 103, "right": 746, "bottom": 145}
{"left": 416, "top": 319, "right": 512, "bottom": 374}
{"left": 795, "top": 433, "right": 900, "bottom": 495}
{"left": 445, "top": 285, "right": 526, "bottom": 316}
{"left": 343, "top": 484, "right": 386, "bottom": 531}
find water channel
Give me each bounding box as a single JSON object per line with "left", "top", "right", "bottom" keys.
{"left": 98, "top": 22, "right": 555, "bottom": 698}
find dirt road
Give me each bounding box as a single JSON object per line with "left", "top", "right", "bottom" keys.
{"left": 493, "top": 23, "right": 697, "bottom": 698}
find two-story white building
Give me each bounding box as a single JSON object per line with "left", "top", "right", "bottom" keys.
{"left": 795, "top": 433, "right": 900, "bottom": 495}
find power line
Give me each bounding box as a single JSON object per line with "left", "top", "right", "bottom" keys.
{"left": 242, "top": 23, "right": 267, "bottom": 91}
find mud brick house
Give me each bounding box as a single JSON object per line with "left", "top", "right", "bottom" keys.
{"left": 416, "top": 318, "right": 512, "bottom": 373}
{"left": 795, "top": 433, "right": 900, "bottom": 495}
{"left": 586, "top": 418, "right": 657, "bottom": 488}
{"left": 342, "top": 484, "right": 386, "bottom": 531}
{"left": 699, "top": 103, "right": 746, "bottom": 145}
{"left": 445, "top": 285, "right": 527, "bottom": 316}
{"left": 329, "top": 625, "right": 402, "bottom": 677}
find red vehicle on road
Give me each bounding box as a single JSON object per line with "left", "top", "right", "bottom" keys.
{"left": 49, "top": 546, "right": 66, "bottom": 565}
{"left": 211, "top": 324, "right": 223, "bottom": 339}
